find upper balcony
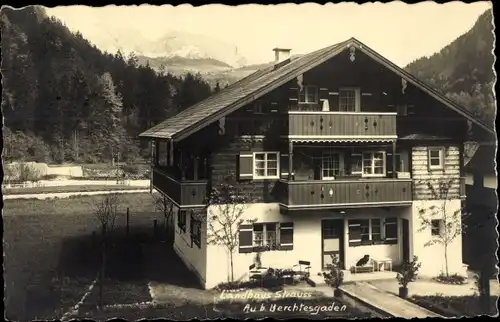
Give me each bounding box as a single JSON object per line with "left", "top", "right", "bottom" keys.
{"left": 274, "top": 178, "right": 413, "bottom": 211}
{"left": 152, "top": 167, "right": 207, "bottom": 209}
{"left": 286, "top": 111, "right": 397, "bottom": 140}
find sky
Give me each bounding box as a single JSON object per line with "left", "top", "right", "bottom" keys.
{"left": 45, "top": 1, "right": 493, "bottom": 67}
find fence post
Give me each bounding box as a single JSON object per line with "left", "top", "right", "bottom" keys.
{"left": 153, "top": 219, "right": 158, "bottom": 240}
{"left": 126, "top": 208, "right": 130, "bottom": 239}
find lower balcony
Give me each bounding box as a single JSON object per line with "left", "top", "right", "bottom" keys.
{"left": 274, "top": 178, "right": 413, "bottom": 210}
{"left": 152, "top": 167, "right": 207, "bottom": 208}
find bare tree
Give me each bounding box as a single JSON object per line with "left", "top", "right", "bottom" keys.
{"left": 153, "top": 193, "right": 175, "bottom": 240}
{"left": 93, "top": 194, "right": 120, "bottom": 308}
{"left": 202, "top": 172, "right": 255, "bottom": 282}
{"left": 417, "top": 178, "right": 467, "bottom": 277}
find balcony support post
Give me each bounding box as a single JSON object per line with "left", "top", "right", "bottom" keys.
{"left": 288, "top": 141, "right": 294, "bottom": 181}
{"left": 193, "top": 155, "right": 199, "bottom": 180}
{"left": 179, "top": 150, "right": 186, "bottom": 180}
{"left": 169, "top": 139, "right": 174, "bottom": 166}
{"left": 392, "top": 141, "right": 397, "bottom": 178}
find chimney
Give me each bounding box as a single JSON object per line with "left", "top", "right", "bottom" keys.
{"left": 273, "top": 48, "right": 292, "bottom": 66}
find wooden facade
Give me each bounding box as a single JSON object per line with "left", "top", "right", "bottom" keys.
{"left": 148, "top": 46, "right": 472, "bottom": 209}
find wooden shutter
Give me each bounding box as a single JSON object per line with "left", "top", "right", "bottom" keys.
{"left": 361, "top": 92, "right": 373, "bottom": 111}
{"left": 279, "top": 222, "right": 294, "bottom": 251}
{"left": 385, "top": 217, "right": 398, "bottom": 244}
{"left": 238, "top": 154, "right": 253, "bottom": 180}
{"left": 239, "top": 224, "right": 254, "bottom": 253}
{"left": 280, "top": 154, "right": 293, "bottom": 178}
{"left": 319, "top": 87, "right": 329, "bottom": 110}
{"left": 328, "top": 91, "right": 340, "bottom": 111}
{"left": 387, "top": 152, "right": 394, "bottom": 177}
{"left": 348, "top": 220, "right": 361, "bottom": 246}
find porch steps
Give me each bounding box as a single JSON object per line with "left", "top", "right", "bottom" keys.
{"left": 340, "top": 282, "right": 444, "bottom": 318}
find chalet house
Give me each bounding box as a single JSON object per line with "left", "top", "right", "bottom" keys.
{"left": 139, "top": 38, "right": 495, "bottom": 289}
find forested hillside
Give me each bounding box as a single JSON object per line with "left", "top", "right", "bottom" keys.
{"left": 1, "top": 6, "right": 212, "bottom": 164}
{"left": 405, "top": 9, "right": 495, "bottom": 126}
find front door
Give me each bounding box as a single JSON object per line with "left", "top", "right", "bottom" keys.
{"left": 402, "top": 218, "right": 410, "bottom": 262}
{"left": 322, "top": 219, "right": 344, "bottom": 269}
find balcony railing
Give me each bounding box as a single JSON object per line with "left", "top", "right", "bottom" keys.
{"left": 152, "top": 168, "right": 207, "bottom": 208}
{"left": 274, "top": 178, "right": 412, "bottom": 210}
{"left": 286, "top": 111, "right": 397, "bottom": 139}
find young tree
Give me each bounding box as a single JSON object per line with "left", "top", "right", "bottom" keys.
{"left": 203, "top": 172, "right": 255, "bottom": 282}
{"left": 417, "top": 177, "right": 467, "bottom": 277}
{"left": 93, "top": 194, "right": 120, "bottom": 308}
{"left": 153, "top": 193, "right": 175, "bottom": 241}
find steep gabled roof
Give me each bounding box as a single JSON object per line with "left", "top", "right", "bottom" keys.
{"left": 139, "top": 37, "right": 495, "bottom": 141}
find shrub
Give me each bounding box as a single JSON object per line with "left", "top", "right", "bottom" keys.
{"left": 323, "top": 255, "right": 344, "bottom": 289}
{"left": 397, "top": 255, "right": 421, "bottom": 288}
{"left": 434, "top": 273, "right": 467, "bottom": 285}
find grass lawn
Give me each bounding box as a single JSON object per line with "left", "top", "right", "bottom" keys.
{"left": 3, "top": 192, "right": 157, "bottom": 216}
{"left": 3, "top": 184, "right": 147, "bottom": 195}
{"left": 3, "top": 193, "right": 163, "bottom": 321}
{"left": 410, "top": 295, "right": 499, "bottom": 317}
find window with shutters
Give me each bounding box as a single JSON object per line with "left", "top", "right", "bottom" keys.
{"left": 349, "top": 218, "right": 393, "bottom": 246}
{"left": 253, "top": 152, "right": 279, "bottom": 179}
{"left": 428, "top": 147, "right": 445, "bottom": 170}
{"left": 298, "top": 86, "right": 318, "bottom": 104}
{"left": 239, "top": 222, "right": 293, "bottom": 253}
{"left": 362, "top": 151, "right": 386, "bottom": 177}
{"left": 338, "top": 88, "right": 360, "bottom": 112}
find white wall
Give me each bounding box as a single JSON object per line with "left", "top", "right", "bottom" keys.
{"left": 410, "top": 199, "right": 465, "bottom": 277}
{"left": 203, "top": 203, "right": 408, "bottom": 289}
{"left": 173, "top": 207, "right": 208, "bottom": 288}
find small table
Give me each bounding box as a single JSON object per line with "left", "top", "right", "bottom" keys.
{"left": 374, "top": 258, "right": 392, "bottom": 272}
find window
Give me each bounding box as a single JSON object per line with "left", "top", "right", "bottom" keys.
{"left": 360, "top": 219, "right": 370, "bottom": 243}
{"left": 298, "top": 86, "right": 318, "bottom": 104}
{"left": 190, "top": 215, "right": 201, "bottom": 248}
{"left": 322, "top": 152, "right": 342, "bottom": 180}
{"left": 253, "top": 223, "right": 279, "bottom": 250}
{"left": 254, "top": 152, "right": 279, "bottom": 179}
{"left": 177, "top": 211, "right": 187, "bottom": 233}
{"left": 339, "top": 88, "right": 359, "bottom": 112}
{"left": 431, "top": 219, "right": 442, "bottom": 236}
{"left": 363, "top": 152, "right": 386, "bottom": 177}
{"left": 253, "top": 102, "right": 265, "bottom": 114}
{"left": 428, "top": 147, "right": 445, "bottom": 170}
{"left": 349, "top": 218, "right": 396, "bottom": 246}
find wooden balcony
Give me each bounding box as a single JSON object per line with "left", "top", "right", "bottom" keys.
{"left": 274, "top": 178, "right": 412, "bottom": 210}
{"left": 152, "top": 168, "right": 207, "bottom": 208}
{"left": 286, "top": 111, "right": 397, "bottom": 139}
